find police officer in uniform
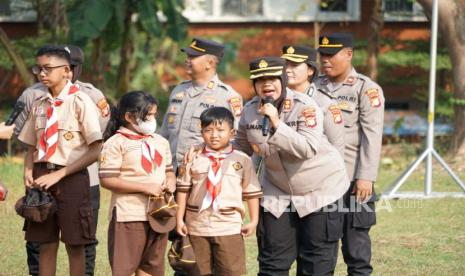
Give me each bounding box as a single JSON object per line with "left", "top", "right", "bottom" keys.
{"left": 315, "top": 33, "right": 385, "bottom": 276}
{"left": 160, "top": 37, "right": 243, "bottom": 171}
{"left": 14, "top": 45, "right": 109, "bottom": 276}
{"left": 281, "top": 45, "right": 345, "bottom": 156}
{"left": 234, "top": 57, "right": 349, "bottom": 275}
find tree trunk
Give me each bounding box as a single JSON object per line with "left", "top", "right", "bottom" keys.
{"left": 418, "top": 0, "right": 465, "bottom": 157}
{"left": 367, "top": 0, "right": 383, "bottom": 81}
{"left": 116, "top": 1, "right": 134, "bottom": 97}
{"left": 0, "top": 27, "right": 34, "bottom": 86}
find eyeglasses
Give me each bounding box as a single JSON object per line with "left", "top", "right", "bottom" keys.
{"left": 31, "top": 65, "right": 68, "bottom": 75}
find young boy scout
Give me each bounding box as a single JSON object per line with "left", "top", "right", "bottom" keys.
{"left": 281, "top": 45, "right": 345, "bottom": 156}
{"left": 234, "top": 57, "right": 350, "bottom": 275}
{"left": 315, "top": 33, "right": 385, "bottom": 275}
{"left": 17, "top": 46, "right": 107, "bottom": 275}
{"left": 176, "top": 107, "right": 261, "bottom": 276}
{"left": 160, "top": 37, "right": 243, "bottom": 172}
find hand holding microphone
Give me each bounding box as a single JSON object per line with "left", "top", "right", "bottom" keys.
{"left": 0, "top": 101, "right": 25, "bottom": 140}
{"left": 261, "top": 96, "right": 278, "bottom": 136}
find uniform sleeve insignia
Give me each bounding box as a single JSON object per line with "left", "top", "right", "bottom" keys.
{"left": 175, "top": 92, "right": 184, "bottom": 99}
{"left": 301, "top": 107, "right": 317, "bottom": 128}
{"left": 229, "top": 97, "right": 243, "bottom": 116}
{"left": 328, "top": 105, "right": 343, "bottom": 124}
{"left": 63, "top": 131, "right": 74, "bottom": 141}
{"left": 283, "top": 98, "right": 292, "bottom": 112}
{"left": 96, "top": 98, "right": 110, "bottom": 117}
{"left": 207, "top": 81, "right": 215, "bottom": 89}
{"left": 232, "top": 162, "right": 243, "bottom": 171}
{"left": 366, "top": 88, "right": 381, "bottom": 108}
{"left": 251, "top": 144, "right": 260, "bottom": 154}
{"left": 178, "top": 165, "right": 186, "bottom": 178}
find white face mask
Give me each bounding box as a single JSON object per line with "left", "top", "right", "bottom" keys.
{"left": 133, "top": 118, "right": 157, "bottom": 135}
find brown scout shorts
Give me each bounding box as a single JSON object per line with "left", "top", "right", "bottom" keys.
{"left": 24, "top": 163, "right": 95, "bottom": 245}
{"left": 108, "top": 209, "right": 168, "bottom": 276}
{"left": 189, "top": 234, "right": 246, "bottom": 276}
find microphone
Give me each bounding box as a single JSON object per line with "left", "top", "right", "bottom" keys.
{"left": 262, "top": 96, "right": 274, "bottom": 136}
{"left": 5, "top": 101, "right": 25, "bottom": 126}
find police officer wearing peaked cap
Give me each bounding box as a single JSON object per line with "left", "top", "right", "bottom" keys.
{"left": 315, "top": 33, "right": 385, "bottom": 276}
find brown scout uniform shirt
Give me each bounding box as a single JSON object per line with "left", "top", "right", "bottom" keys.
{"left": 177, "top": 146, "right": 262, "bottom": 236}
{"left": 15, "top": 81, "right": 110, "bottom": 186}
{"left": 234, "top": 88, "right": 349, "bottom": 218}
{"left": 314, "top": 68, "right": 385, "bottom": 182}
{"left": 159, "top": 74, "right": 243, "bottom": 171}
{"left": 99, "top": 127, "right": 173, "bottom": 222}
{"left": 19, "top": 81, "right": 102, "bottom": 166}
{"left": 304, "top": 82, "right": 345, "bottom": 157}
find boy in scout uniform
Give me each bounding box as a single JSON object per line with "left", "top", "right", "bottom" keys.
{"left": 14, "top": 45, "right": 109, "bottom": 276}
{"left": 234, "top": 57, "right": 349, "bottom": 275}
{"left": 281, "top": 45, "right": 345, "bottom": 156}
{"left": 18, "top": 45, "right": 103, "bottom": 276}
{"left": 315, "top": 33, "right": 385, "bottom": 276}
{"left": 160, "top": 37, "right": 243, "bottom": 172}
{"left": 176, "top": 107, "right": 261, "bottom": 276}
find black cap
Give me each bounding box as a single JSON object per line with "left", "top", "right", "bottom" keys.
{"left": 317, "top": 33, "right": 353, "bottom": 55}
{"left": 181, "top": 37, "right": 224, "bottom": 59}
{"left": 249, "top": 57, "right": 285, "bottom": 80}
{"left": 281, "top": 45, "right": 318, "bottom": 68}
{"left": 65, "top": 45, "right": 84, "bottom": 66}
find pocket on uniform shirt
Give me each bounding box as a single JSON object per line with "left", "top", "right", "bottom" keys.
{"left": 166, "top": 112, "right": 178, "bottom": 130}
{"left": 79, "top": 206, "right": 96, "bottom": 239}
{"left": 339, "top": 102, "right": 357, "bottom": 128}
{"left": 189, "top": 108, "right": 205, "bottom": 132}
{"left": 35, "top": 117, "right": 47, "bottom": 130}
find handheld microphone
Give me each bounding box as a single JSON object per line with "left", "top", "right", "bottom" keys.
{"left": 5, "top": 101, "right": 25, "bottom": 126}
{"left": 262, "top": 96, "right": 274, "bottom": 136}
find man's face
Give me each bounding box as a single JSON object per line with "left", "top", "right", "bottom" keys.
{"left": 201, "top": 120, "right": 234, "bottom": 151}
{"left": 185, "top": 54, "right": 210, "bottom": 77}
{"left": 320, "top": 48, "right": 353, "bottom": 79}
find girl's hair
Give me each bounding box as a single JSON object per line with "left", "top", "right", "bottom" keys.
{"left": 36, "top": 45, "right": 71, "bottom": 64}
{"left": 104, "top": 91, "right": 158, "bottom": 140}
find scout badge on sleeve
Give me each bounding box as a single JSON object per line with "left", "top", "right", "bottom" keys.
{"left": 301, "top": 107, "right": 317, "bottom": 128}
{"left": 168, "top": 235, "right": 196, "bottom": 272}
{"left": 328, "top": 105, "right": 343, "bottom": 124}
{"left": 15, "top": 188, "right": 57, "bottom": 223}
{"left": 366, "top": 88, "right": 381, "bottom": 108}
{"left": 96, "top": 98, "right": 110, "bottom": 117}
{"left": 147, "top": 192, "right": 177, "bottom": 233}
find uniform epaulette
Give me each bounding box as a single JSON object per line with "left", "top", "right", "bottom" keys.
{"left": 245, "top": 96, "right": 260, "bottom": 107}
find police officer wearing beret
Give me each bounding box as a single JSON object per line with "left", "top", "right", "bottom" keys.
{"left": 234, "top": 56, "right": 349, "bottom": 276}
{"left": 314, "top": 33, "right": 385, "bottom": 276}
{"left": 160, "top": 37, "right": 243, "bottom": 172}
{"left": 282, "top": 45, "right": 345, "bottom": 156}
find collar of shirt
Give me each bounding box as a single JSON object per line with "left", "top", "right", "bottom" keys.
{"left": 320, "top": 67, "right": 358, "bottom": 94}
{"left": 117, "top": 126, "right": 155, "bottom": 139}
{"left": 203, "top": 144, "right": 234, "bottom": 159}
{"left": 189, "top": 74, "right": 220, "bottom": 97}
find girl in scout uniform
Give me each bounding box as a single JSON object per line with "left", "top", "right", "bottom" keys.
{"left": 99, "top": 91, "right": 175, "bottom": 276}
{"left": 281, "top": 45, "right": 345, "bottom": 156}
{"left": 176, "top": 107, "right": 262, "bottom": 276}
{"left": 233, "top": 57, "right": 350, "bottom": 275}
{"left": 18, "top": 46, "right": 103, "bottom": 276}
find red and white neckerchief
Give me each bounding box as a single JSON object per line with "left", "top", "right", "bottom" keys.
{"left": 38, "top": 83, "right": 79, "bottom": 161}
{"left": 117, "top": 130, "right": 163, "bottom": 174}
{"left": 199, "top": 146, "right": 234, "bottom": 212}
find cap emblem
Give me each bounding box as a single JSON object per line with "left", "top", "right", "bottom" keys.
{"left": 287, "top": 46, "right": 295, "bottom": 54}
{"left": 258, "top": 59, "right": 268, "bottom": 68}
{"left": 322, "top": 37, "right": 329, "bottom": 45}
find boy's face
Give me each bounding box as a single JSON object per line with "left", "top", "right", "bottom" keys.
{"left": 201, "top": 120, "right": 235, "bottom": 151}
{"left": 34, "top": 55, "right": 70, "bottom": 88}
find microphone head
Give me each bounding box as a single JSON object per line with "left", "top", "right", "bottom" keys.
{"left": 263, "top": 96, "right": 274, "bottom": 105}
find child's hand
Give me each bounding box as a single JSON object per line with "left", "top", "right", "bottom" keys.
{"left": 241, "top": 222, "right": 257, "bottom": 237}
{"left": 34, "top": 170, "right": 65, "bottom": 190}
{"left": 183, "top": 143, "right": 203, "bottom": 165}
{"left": 176, "top": 220, "right": 188, "bottom": 236}
{"left": 143, "top": 184, "right": 162, "bottom": 196}
{"left": 24, "top": 170, "right": 34, "bottom": 188}
{"left": 162, "top": 175, "right": 176, "bottom": 193}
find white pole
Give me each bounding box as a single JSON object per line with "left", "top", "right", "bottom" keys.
{"left": 424, "top": 0, "right": 439, "bottom": 195}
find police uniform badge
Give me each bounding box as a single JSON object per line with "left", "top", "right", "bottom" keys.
{"left": 232, "top": 162, "right": 243, "bottom": 171}
{"left": 167, "top": 115, "right": 175, "bottom": 124}
{"left": 338, "top": 101, "right": 350, "bottom": 111}
{"left": 322, "top": 37, "right": 330, "bottom": 45}
{"left": 207, "top": 81, "right": 214, "bottom": 89}
{"left": 229, "top": 97, "right": 243, "bottom": 116}
{"left": 283, "top": 99, "right": 292, "bottom": 112}
{"left": 63, "top": 131, "right": 74, "bottom": 141}
{"left": 328, "top": 105, "right": 343, "bottom": 124}
{"left": 175, "top": 92, "right": 184, "bottom": 99}
{"left": 301, "top": 107, "right": 317, "bottom": 128}
{"left": 251, "top": 144, "right": 260, "bottom": 154}
{"left": 346, "top": 76, "right": 356, "bottom": 85}
{"left": 286, "top": 46, "right": 295, "bottom": 54}
{"left": 258, "top": 59, "right": 268, "bottom": 68}
{"left": 366, "top": 88, "right": 381, "bottom": 108}
{"left": 97, "top": 98, "right": 110, "bottom": 117}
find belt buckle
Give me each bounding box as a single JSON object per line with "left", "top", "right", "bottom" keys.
{"left": 46, "top": 162, "right": 56, "bottom": 170}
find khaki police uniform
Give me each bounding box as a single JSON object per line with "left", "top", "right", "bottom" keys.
{"left": 316, "top": 32, "right": 385, "bottom": 276}
{"left": 18, "top": 81, "right": 102, "bottom": 245}
{"left": 176, "top": 146, "right": 262, "bottom": 275}
{"left": 234, "top": 83, "right": 349, "bottom": 275}
{"left": 99, "top": 127, "right": 173, "bottom": 275}
{"left": 160, "top": 74, "right": 242, "bottom": 170}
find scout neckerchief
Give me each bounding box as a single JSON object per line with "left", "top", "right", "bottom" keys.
{"left": 199, "top": 145, "right": 233, "bottom": 212}
{"left": 117, "top": 130, "right": 163, "bottom": 174}
{"left": 38, "top": 82, "right": 79, "bottom": 161}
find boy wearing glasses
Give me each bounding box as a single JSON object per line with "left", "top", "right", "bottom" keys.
{"left": 18, "top": 45, "right": 103, "bottom": 276}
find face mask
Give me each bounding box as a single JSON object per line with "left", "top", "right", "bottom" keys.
{"left": 133, "top": 118, "right": 157, "bottom": 135}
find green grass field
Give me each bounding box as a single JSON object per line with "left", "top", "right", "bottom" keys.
{"left": 1, "top": 155, "right": 465, "bottom": 276}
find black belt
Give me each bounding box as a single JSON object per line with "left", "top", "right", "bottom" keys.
{"left": 36, "top": 162, "right": 65, "bottom": 170}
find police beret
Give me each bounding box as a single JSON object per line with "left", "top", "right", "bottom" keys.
{"left": 249, "top": 57, "right": 285, "bottom": 80}
{"left": 65, "top": 45, "right": 84, "bottom": 66}
{"left": 281, "top": 45, "right": 318, "bottom": 68}
{"left": 181, "top": 37, "right": 225, "bottom": 59}
{"left": 317, "top": 33, "right": 353, "bottom": 55}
